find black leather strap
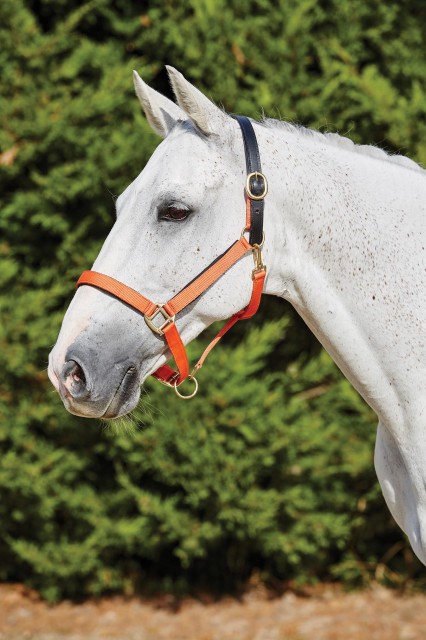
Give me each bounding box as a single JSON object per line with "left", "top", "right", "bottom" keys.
{"left": 232, "top": 115, "right": 265, "bottom": 246}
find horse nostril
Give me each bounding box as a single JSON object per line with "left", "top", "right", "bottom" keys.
{"left": 61, "top": 360, "right": 89, "bottom": 400}
{"left": 71, "top": 364, "right": 85, "bottom": 385}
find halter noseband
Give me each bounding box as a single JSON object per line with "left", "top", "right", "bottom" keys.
{"left": 76, "top": 116, "right": 268, "bottom": 399}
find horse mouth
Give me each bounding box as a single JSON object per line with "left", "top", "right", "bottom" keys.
{"left": 103, "top": 366, "right": 141, "bottom": 419}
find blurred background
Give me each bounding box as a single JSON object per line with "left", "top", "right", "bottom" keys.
{"left": 1, "top": 0, "right": 426, "bottom": 603}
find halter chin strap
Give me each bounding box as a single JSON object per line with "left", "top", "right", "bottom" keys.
{"left": 76, "top": 116, "right": 268, "bottom": 399}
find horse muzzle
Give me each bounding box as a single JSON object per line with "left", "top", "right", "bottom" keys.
{"left": 49, "top": 352, "right": 141, "bottom": 419}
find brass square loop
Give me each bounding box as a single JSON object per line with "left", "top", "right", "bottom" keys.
{"left": 144, "top": 304, "right": 175, "bottom": 336}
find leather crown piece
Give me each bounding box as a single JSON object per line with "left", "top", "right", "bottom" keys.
{"left": 233, "top": 115, "right": 267, "bottom": 246}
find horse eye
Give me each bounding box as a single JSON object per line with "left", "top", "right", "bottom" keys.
{"left": 160, "top": 206, "right": 191, "bottom": 222}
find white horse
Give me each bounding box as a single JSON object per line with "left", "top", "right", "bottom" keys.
{"left": 49, "top": 66, "right": 426, "bottom": 567}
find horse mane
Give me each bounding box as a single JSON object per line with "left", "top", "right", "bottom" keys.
{"left": 263, "top": 118, "right": 424, "bottom": 174}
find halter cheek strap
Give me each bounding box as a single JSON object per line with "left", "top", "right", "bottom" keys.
{"left": 76, "top": 116, "right": 268, "bottom": 399}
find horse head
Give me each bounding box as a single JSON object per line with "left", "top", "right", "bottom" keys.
{"left": 48, "top": 67, "right": 279, "bottom": 418}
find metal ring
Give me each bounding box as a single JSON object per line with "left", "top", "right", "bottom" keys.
{"left": 174, "top": 375, "right": 199, "bottom": 400}
{"left": 240, "top": 225, "right": 250, "bottom": 240}
{"left": 240, "top": 226, "right": 266, "bottom": 249}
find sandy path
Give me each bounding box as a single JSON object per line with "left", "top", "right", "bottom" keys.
{"left": 1, "top": 583, "right": 426, "bottom": 640}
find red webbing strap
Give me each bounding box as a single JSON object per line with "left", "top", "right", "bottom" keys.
{"left": 76, "top": 271, "right": 157, "bottom": 317}
{"left": 151, "top": 365, "right": 177, "bottom": 385}
{"left": 193, "top": 268, "right": 266, "bottom": 372}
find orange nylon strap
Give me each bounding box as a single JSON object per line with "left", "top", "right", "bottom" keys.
{"left": 76, "top": 238, "right": 254, "bottom": 388}
{"left": 237, "top": 269, "right": 266, "bottom": 319}
{"left": 245, "top": 198, "right": 251, "bottom": 230}
{"left": 162, "top": 322, "right": 190, "bottom": 384}
{"left": 151, "top": 268, "right": 265, "bottom": 386}
{"left": 76, "top": 272, "right": 184, "bottom": 386}
{"left": 76, "top": 271, "right": 157, "bottom": 317}
{"left": 193, "top": 268, "right": 266, "bottom": 372}
{"left": 167, "top": 237, "right": 251, "bottom": 315}
{"left": 151, "top": 239, "right": 252, "bottom": 385}
{"left": 154, "top": 237, "right": 255, "bottom": 386}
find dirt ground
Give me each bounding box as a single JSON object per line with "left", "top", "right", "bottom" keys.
{"left": 1, "top": 582, "right": 426, "bottom": 640}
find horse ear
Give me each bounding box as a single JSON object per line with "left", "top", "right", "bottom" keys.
{"left": 133, "top": 70, "right": 186, "bottom": 138}
{"left": 166, "top": 66, "right": 228, "bottom": 136}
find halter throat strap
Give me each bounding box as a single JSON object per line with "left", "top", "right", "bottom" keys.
{"left": 76, "top": 115, "right": 267, "bottom": 398}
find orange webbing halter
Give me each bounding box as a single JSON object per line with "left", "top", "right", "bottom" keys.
{"left": 76, "top": 115, "right": 268, "bottom": 398}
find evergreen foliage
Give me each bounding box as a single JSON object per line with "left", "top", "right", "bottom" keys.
{"left": 1, "top": 0, "right": 425, "bottom": 599}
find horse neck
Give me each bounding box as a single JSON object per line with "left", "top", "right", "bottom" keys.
{"left": 261, "top": 125, "right": 426, "bottom": 421}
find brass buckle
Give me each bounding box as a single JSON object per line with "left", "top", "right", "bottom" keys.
{"left": 245, "top": 172, "right": 268, "bottom": 200}
{"left": 239, "top": 229, "right": 267, "bottom": 277}
{"left": 144, "top": 304, "right": 175, "bottom": 336}
{"left": 157, "top": 371, "right": 180, "bottom": 388}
